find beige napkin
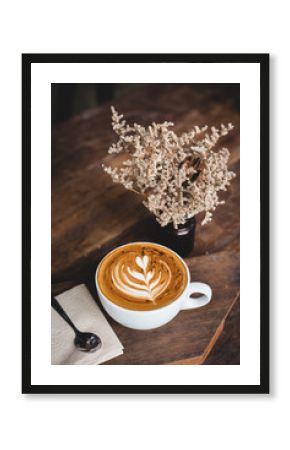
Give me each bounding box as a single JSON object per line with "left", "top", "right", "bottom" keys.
{"left": 51, "top": 284, "right": 123, "bottom": 365}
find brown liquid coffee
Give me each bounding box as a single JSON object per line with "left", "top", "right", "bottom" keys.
{"left": 97, "top": 243, "right": 188, "bottom": 311}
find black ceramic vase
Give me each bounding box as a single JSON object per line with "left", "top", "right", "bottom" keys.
{"left": 156, "top": 217, "right": 196, "bottom": 258}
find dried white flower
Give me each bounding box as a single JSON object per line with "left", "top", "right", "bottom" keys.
{"left": 103, "top": 106, "right": 236, "bottom": 228}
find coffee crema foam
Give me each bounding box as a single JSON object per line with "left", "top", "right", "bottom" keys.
{"left": 97, "top": 243, "right": 188, "bottom": 311}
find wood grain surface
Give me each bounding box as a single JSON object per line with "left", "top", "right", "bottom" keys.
{"left": 52, "top": 83, "right": 240, "bottom": 364}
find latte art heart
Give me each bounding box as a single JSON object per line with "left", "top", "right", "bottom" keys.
{"left": 97, "top": 243, "right": 188, "bottom": 311}
{"left": 112, "top": 255, "right": 171, "bottom": 302}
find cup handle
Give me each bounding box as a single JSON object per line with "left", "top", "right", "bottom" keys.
{"left": 181, "top": 282, "right": 212, "bottom": 310}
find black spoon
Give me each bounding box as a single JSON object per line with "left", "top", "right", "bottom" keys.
{"left": 51, "top": 295, "right": 102, "bottom": 352}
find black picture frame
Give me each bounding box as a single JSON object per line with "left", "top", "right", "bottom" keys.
{"left": 22, "top": 53, "right": 269, "bottom": 394}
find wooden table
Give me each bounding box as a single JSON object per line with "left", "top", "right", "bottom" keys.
{"left": 52, "top": 83, "right": 240, "bottom": 365}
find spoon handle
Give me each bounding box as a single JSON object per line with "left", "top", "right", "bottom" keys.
{"left": 51, "top": 295, "right": 79, "bottom": 334}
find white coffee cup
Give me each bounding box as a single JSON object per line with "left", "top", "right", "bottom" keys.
{"left": 95, "top": 242, "right": 212, "bottom": 330}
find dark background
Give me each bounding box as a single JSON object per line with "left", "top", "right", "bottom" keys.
{"left": 51, "top": 83, "right": 240, "bottom": 126}
{"left": 51, "top": 82, "right": 240, "bottom": 365}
